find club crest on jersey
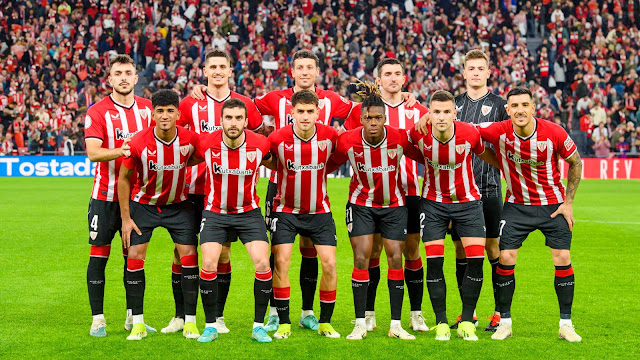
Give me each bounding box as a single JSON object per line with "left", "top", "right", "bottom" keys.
{"left": 318, "top": 99, "right": 325, "bottom": 109}
{"left": 85, "top": 115, "right": 92, "bottom": 129}
{"left": 140, "top": 109, "right": 148, "bottom": 119}
{"left": 90, "top": 231, "right": 98, "bottom": 240}
{"left": 347, "top": 223, "right": 353, "bottom": 232}
{"left": 318, "top": 140, "right": 328, "bottom": 151}
{"left": 481, "top": 105, "right": 492, "bottom": 116}
{"left": 537, "top": 141, "right": 547, "bottom": 152}
{"left": 180, "top": 145, "right": 191, "bottom": 156}
{"left": 405, "top": 109, "right": 415, "bottom": 119}
{"left": 387, "top": 149, "right": 397, "bottom": 159}
{"left": 246, "top": 151, "right": 257, "bottom": 162}
{"left": 455, "top": 144, "right": 466, "bottom": 155}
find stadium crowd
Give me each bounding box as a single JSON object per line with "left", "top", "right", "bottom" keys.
{"left": 0, "top": 0, "right": 639, "bottom": 157}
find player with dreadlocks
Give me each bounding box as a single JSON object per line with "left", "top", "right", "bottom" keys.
{"left": 328, "top": 81, "right": 423, "bottom": 340}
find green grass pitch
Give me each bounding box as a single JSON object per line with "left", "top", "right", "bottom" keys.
{"left": 0, "top": 178, "right": 638, "bottom": 359}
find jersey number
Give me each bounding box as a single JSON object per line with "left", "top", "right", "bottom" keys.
{"left": 90, "top": 215, "right": 99, "bottom": 231}
{"left": 270, "top": 218, "right": 278, "bottom": 232}
{"left": 345, "top": 206, "right": 353, "bottom": 224}
{"left": 498, "top": 220, "right": 506, "bottom": 236}
{"left": 200, "top": 218, "right": 206, "bottom": 233}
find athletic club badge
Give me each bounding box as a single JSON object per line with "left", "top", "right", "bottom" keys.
{"left": 90, "top": 231, "right": 98, "bottom": 240}
{"left": 405, "top": 109, "right": 415, "bottom": 119}
{"left": 481, "top": 105, "right": 492, "bottom": 116}
{"left": 347, "top": 223, "right": 353, "bottom": 232}
{"left": 318, "top": 99, "right": 325, "bottom": 109}
{"left": 318, "top": 140, "right": 327, "bottom": 151}
{"left": 387, "top": 149, "right": 397, "bottom": 159}
{"left": 246, "top": 151, "right": 257, "bottom": 162}
{"left": 455, "top": 144, "right": 466, "bottom": 155}
{"left": 537, "top": 141, "right": 547, "bottom": 152}
{"left": 180, "top": 145, "right": 191, "bottom": 156}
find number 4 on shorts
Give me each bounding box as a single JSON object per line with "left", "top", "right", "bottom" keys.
{"left": 90, "top": 215, "right": 98, "bottom": 231}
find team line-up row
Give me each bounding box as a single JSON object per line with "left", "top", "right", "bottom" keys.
{"left": 85, "top": 50, "right": 583, "bottom": 343}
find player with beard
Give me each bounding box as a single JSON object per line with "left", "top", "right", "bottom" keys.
{"left": 188, "top": 99, "right": 276, "bottom": 343}
{"left": 160, "top": 50, "right": 265, "bottom": 335}
{"left": 84, "top": 54, "right": 156, "bottom": 337}
{"left": 342, "top": 59, "right": 430, "bottom": 332}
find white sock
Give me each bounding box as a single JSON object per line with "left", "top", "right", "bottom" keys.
{"left": 410, "top": 311, "right": 422, "bottom": 317}
{"left": 93, "top": 314, "right": 105, "bottom": 322}
{"left": 365, "top": 311, "right": 375, "bottom": 317}
{"left": 301, "top": 310, "right": 314, "bottom": 318}
{"left": 355, "top": 318, "right": 366, "bottom": 327}
{"left": 126, "top": 309, "right": 132, "bottom": 317}
{"left": 185, "top": 315, "right": 196, "bottom": 324}
{"left": 501, "top": 317, "right": 512, "bottom": 325}
{"left": 132, "top": 314, "right": 144, "bottom": 324}
{"left": 390, "top": 319, "right": 401, "bottom": 327}
{"left": 473, "top": 309, "right": 477, "bottom": 318}
{"left": 253, "top": 322, "right": 263, "bottom": 329}
{"left": 559, "top": 319, "right": 573, "bottom": 327}
{"left": 205, "top": 322, "right": 216, "bottom": 329}
{"left": 269, "top": 306, "right": 278, "bottom": 316}
{"left": 494, "top": 311, "right": 500, "bottom": 315}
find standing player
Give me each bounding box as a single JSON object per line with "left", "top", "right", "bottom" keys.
{"left": 342, "top": 59, "right": 430, "bottom": 332}
{"left": 476, "top": 87, "right": 583, "bottom": 342}
{"left": 117, "top": 90, "right": 200, "bottom": 341}
{"left": 268, "top": 90, "right": 340, "bottom": 339}
{"left": 160, "top": 49, "right": 265, "bottom": 335}
{"left": 409, "top": 90, "right": 500, "bottom": 341}
{"left": 189, "top": 99, "right": 276, "bottom": 343}
{"left": 448, "top": 50, "right": 510, "bottom": 331}
{"left": 84, "top": 54, "right": 156, "bottom": 337}
{"left": 328, "top": 84, "right": 423, "bottom": 340}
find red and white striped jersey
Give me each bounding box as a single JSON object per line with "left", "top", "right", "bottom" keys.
{"left": 331, "top": 125, "right": 422, "bottom": 208}
{"left": 256, "top": 87, "right": 352, "bottom": 183}
{"left": 178, "top": 91, "right": 263, "bottom": 195}
{"left": 409, "top": 121, "right": 485, "bottom": 203}
{"left": 268, "top": 124, "right": 338, "bottom": 214}
{"left": 196, "top": 130, "right": 270, "bottom": 214}
{"left": 344, "top": 100, "right": 429, "bottom": 197}
{"left": 478, "top": 119, "right": 578, "bottom": 205}
{"left": 84, "top": 95, "right": 153, "bottom": 202}
{"left": 123, "top": 126, "right": 197, "bottom": 206}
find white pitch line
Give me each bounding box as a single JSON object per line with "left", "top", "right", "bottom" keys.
{"left": 576, "top": 220, "right": 640, "bottom": 225}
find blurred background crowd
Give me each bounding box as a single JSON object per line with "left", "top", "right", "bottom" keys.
{"left": 1, "top": 0, "right": 639, "bottom": 158}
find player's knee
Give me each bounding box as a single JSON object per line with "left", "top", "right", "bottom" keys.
{"left": 499, "top": 250, "right": 517, "bottom": 265}
{"left": 320, "top": 258, "right": 337, "bottom": 276}
{"left": 387, "top": 254, "right": 403, "bottom": 269}
{"left": 353, "top": 253, "right": 369, "bottom": 269}
{"left": 201, "top": 257, "right": 218, "bottom": 272}
{"left": 454, "top": 241, "right": 466, "bottom": 258}
{"left": 552, "top": 250, "right": 571, "bottom": 266}
{"left": 254, "top": 257, "right": 270, "bottom": 272}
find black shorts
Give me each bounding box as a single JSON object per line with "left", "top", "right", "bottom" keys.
{"left": 499, "top": 203, "right": 572, "bottom": 250}
{"left": 346, "top": 203, "right": 407, "bottom": 241}
{"left": 451, "top": 195, "right": 503, "bottom": 241}
{"left": 420, "top": 199, "right": 486, "bottom": 242}
{"left": 271, "top": 212, "right": 337, "bottom": 246}
{"left": 129, "top": 201, "right": 197, "bottom": 246}
{"left": 87, "top": 199, "right": 122, "bottom": 246}
{"left": 200, "top": 209, "right": 269, "bottom": 245}
{"left": 188, "top": 194, "right": 206, "bottom": 235}
{"left": 264, "top": 181, "right": 277, "bottom": 228}
{"left": 406, "top": 196, "right": 421, "bottom": 235}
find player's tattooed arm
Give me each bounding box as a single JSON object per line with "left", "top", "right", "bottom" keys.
{"left": 550, "top": 151, "right": 582, "bottom": 231}
{"left": 118, "top": 165, "right": 142, "bottom": 248}
{"left": 563, "top": 151, "right": 582, "bottom": 204}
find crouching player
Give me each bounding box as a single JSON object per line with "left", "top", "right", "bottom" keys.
{"left": 408, "top": 90, "right": 500, "bottom": 341}
{"left": 117, "top": 89, "right": 200, "bottom": 340}
{"left": 189, "top": 99, "right": 276, "bottom": 343}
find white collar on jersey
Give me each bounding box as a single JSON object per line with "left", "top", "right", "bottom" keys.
{"left": 361, "top": 126, "right": 387, "bottom": 148}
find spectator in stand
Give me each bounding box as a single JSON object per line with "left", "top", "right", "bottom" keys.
{"left": 628, "top": 130, "right": 640, "bottom": 157}
{"left": 1, "top": 133, "right": 14, "bottom": 155}
{"left": 616, "top": 136, "right": 630, "bottom": 158}
{"left": 593, "top": 135, "right": 611, "bottom": 159}
{"left": 592, "top": 122, "right": 610, "bottom": 143}
{"left": 590, "top": 100, "right": 607, "bottom": 127}
{"left": 62, "top": 132, "right": 74, "bottom": 156}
